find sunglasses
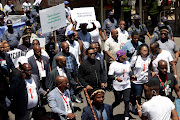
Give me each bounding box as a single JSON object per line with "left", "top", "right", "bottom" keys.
{"left": 161, "top": 33, "right": 168, "bottom": 35}
{"left": 89, "top": 53, "right": 95, "bottom": 55}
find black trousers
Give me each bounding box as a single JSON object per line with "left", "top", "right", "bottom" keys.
{"left": 112, "top": 88, "right": 131, "bottom": 117}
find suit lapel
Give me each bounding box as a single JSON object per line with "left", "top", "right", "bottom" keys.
{"left": 92, "top": 105, "right": 99, "bottom": 120}
{"left": 31, "top": 57, "right": 39, "bottom": 75}
{"left": 55, "top": 88, "right": 66, "bottom": 110}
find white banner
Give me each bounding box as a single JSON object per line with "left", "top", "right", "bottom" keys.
{"left": 39, "top": 4, "right": 66, "bottom": 34}
{"left": 48, "top": 0, "right": 64, "bottom": 6}
{"left": 31, "top": 38, "right": 46, "bottom": 48}
{"left": 7, "top": 49, "right": 26, "bottom": 64}
{"left": 71, "top": 7, "right": 96, "bottom": 24}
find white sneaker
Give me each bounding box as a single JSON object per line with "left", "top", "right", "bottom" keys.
{"left": 125, "top": 117, "right": 129, "bottom": 120}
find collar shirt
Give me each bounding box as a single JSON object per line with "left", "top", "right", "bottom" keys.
{"left": 57, "top": 66, "right": 67, "bottom": 77}
{"left": 66, "top": 55, "right": 74, "bottom": 72}
{"left": 22, "top": 2, "right": 32, "bottom": 11}
{"left": 58, "top": 88, "right": 72, "bottom": 113}
{"left": 102, "top": 18, "right": 117, "bottom": 37}
{"left": 25, "top": 77, "right": 38, "bottom": 109}
{"left": 66, "top": 40, "right": 81, "bottom": 66}
{"left": 34, "top": 55, "right": 46, "bottom": 80}
{"left": 78, "top": 31, "right": 92, "bottom": 50}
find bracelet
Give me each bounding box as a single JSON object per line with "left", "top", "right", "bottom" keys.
{"left": 138, "top": 110, "right": 142, "bottom": 112}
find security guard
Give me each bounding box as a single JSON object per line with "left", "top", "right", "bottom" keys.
{"left": 102, "top": 11, "right": 118, "bottom": 40}
{"left": 30, "top": 3, "right": 40, "bottom": 21}
{"left": 161, "top": 16, "right": 174, "bottom": 41}
{"left": 123, "top": 0, "right": 132, "bottom": 29}
{"left": 36, "top": 28, "right": 52, "bottom": 44}
{"left": 2, "top": 20, "right": 20, "bottom": 49}
{"left": 19, "top": 18, "right": 36, "bottom": 37}
{"left": 151, "top": 22, "right": 172, "bottom": 44}
{"left": 128, "top": 15, "right": 151, "bottom": 43}
{"left": 21, "top": 9, "right": 34, "bottom": 23}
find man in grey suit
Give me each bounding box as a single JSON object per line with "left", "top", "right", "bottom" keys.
{"left": 48, "top": 76, "right": 76, "bottom": 120}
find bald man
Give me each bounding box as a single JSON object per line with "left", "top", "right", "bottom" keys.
{"left": 47, "top": 55, "right": 72, "bottom": 91}
{"left": 28, "top": 45, "right": 50, "bottom": 89}
{"left": 150, "top": 42, "right": 177, "bottom": 77}
{"left": 26, "top": 39, "right": 50, "bottom": 59}
{"left": 104, "top": 29, "right": 120, "bottom": 90}
{"left": 48, "top": 76, "right": 76, "bottom": 120}
{"left": 156, "top": 60, "right": 180, "bottom": 101}
{"left": 10, "top": 63, "right": 46, "bottom": 120}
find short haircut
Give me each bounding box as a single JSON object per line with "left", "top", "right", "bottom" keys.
{"left": 86, "top": 47, "right": 94, "bottom": 55}
{"left": 145, "top": 75, "right": 159, "bottom": 91}
{"left": 150, "top": 42, "right": 159, "bottom": 49}
{"left": 131, "top": 31, "right": 139, "bottom": 38}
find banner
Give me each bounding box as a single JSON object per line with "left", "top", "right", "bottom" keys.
{"left": 31, "top": 38, "right": 46, "bottom": 48}
{"left": 71, "top": 7, "right": 96, "bottom": 24}
{"left": 7, "top": 49, "right": 26, "bottom": 65}
{"left": 39, "top": 4, "right": 66, "bottom": 34}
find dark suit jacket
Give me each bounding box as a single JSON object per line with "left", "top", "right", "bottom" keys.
{"left": 46, "top": 67, "right": 72, "bottom": 91}
{"left": 81, "top": 104, "right": 113, "bottom": 120}
{"left": 28, "top": 55, "right": 50, "bottom": 80}
{"left": 10, "top": 74, "right": 45, "bottom": 117}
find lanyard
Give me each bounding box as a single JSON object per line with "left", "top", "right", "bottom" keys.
{"left": 157, "top": 74, "right": 167, "bottom": 95}
{"left": 60, "top": 93, "right": 69, "bottom": 109}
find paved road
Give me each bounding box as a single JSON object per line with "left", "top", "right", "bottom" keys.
{"left": 9, "top": 37, "right": 180, "bottom": 120}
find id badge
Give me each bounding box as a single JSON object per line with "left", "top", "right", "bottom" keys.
{"left": 41, "top": 70, "right": 46, "bottom": 77}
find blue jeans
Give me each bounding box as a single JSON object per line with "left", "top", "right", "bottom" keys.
{"left": 131, "top": 82, "right": 144, "bottom": 106}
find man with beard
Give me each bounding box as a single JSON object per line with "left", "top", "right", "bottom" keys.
{"left": 81, "top": 89, "right": 113, "bottom": 120}
{"left": 17, "top": 34, "right": 33, "bottom": 51}
{"left": 157, "top": 29, "right": 179, "bottom": 64}
{"left": 2, "top": 20, "right": 20, "bottom": 49}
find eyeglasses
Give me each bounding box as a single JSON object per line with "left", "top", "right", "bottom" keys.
{"left": 89, "top": 53, "right": 95, "bottom": 55}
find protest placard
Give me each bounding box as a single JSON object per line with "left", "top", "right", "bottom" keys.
{"left": 31, "top": 38, "right": 46, "bottom": 48}
{"left": 7, "top": 49, "right": 26, "bottom": 65}
{"left": 39, "top": 4, "right": 66, "bottom": 34}
{"left": 70, "top": 7, "right": 96, "bottom": 23}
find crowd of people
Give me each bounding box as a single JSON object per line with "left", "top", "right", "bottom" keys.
{"left": 0, "top": 0, "right": 180, "bottom": 120}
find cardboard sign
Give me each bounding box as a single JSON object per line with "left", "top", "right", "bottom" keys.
{"left": 31, "top": 38, "right": 46, "bottom": 48}
{"left": 39, "top": 4, "right": 66, "bottom": 34}
{"left": 7, "top": 49, "right": 26, "bottom": 64}
{"left": 71, "top": 7, "right": 96, "bottom": 23}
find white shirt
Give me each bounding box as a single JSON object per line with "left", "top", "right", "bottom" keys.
{"left": 65, "top": 24, "right": 73, "bottom": 36}
{"left": 110, "top": 28, "right": 129, "bottom": 49}
{"left": 57, "top": 66, "right": 67, "bottom": 77}
{"left": 89, "top": 21, "right": 102, "bottom": 45}
{"left": 108, "top": 61, "right": 131, "bottom": 91}
{"left": 66, "top": 40, "right": 81, "bottom": 66}
{"left": 22, "top": 2, "right": 32, "bottom": 11}
{"left": 104, "top": 37, "right": 121, "bottom": 63}
{"left": 142, "top": 95, "right": 175, "bottom": 120}
{"left": 34, "top": 55, "right": 46, "bottom": 80}
{"left": 58, "top": 89, "right": 72, "bottom": 113}
{"left": 151, "top": 50, "right": 173, "bottom": 74}
{"left": 25, "top": 77, "right": 38, "bottom": 109}
{"left": 130, "top": 55, "right": 151, "bottom": 84}
{"left": 4, "top": 5, "right": 11, "bottom": 13}
{"left": 26, "top": 49, "right": 50, "bottom": 59}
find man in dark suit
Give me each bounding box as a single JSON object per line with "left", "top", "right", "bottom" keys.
{"left": 47, "top": 55, "right": 72, "bottom": 92}
{"left": 81, "top": 88, "right": 113, "bottom": 120}
{"left": 48, "top": 76, "right": 76, "bottom": 120}
{"left": 10, "top": 63, "right": 46, "bottom": 120}
{"left": 28, "top": 45, "right": 50, "bottom": 89}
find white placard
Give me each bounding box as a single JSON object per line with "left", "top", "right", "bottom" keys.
{"left": 71, "top": 7, "right": 96, "bottom": 24}
{"left": 39, "top": 4, "right": 66, "bottom": 34}
{"left": 7, "top": 49, "right": 26, "bottom": 64}
{"left": 31, "top": 38, "right": 46, "bottom": 48}
{"left": 48, "top": 0, "right": 64, "bottom": 6}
